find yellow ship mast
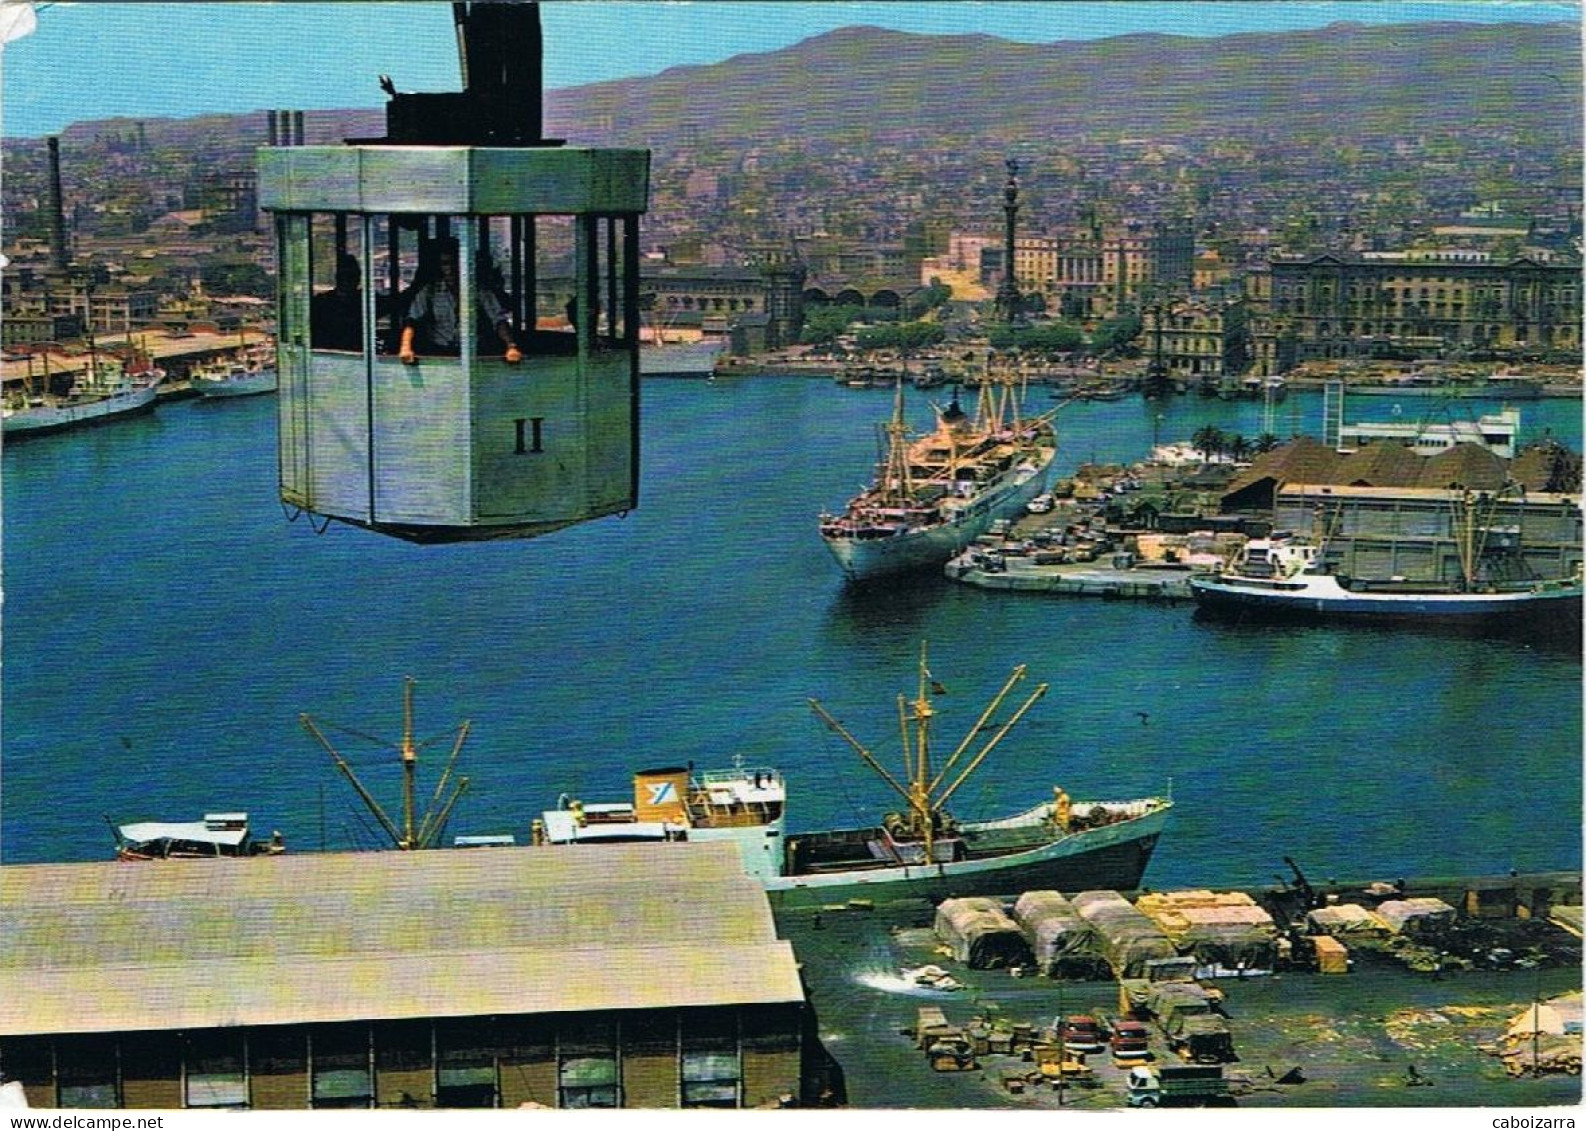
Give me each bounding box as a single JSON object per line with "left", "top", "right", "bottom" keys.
{"left": 810, "top": 644, "right": 1049, "bottom": 862}
{"left": 301, "top": 677, "right": 472, "bottom": 850}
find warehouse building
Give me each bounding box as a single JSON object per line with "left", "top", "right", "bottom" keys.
{"left": 1218, "top": 437, "right": 1583, "bottom": 584}
{"left": 0, "top": 842, "right": 809, "bottom": 1110}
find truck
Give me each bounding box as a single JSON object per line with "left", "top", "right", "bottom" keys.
{"left": 1117, "top": 956, "right": 1201, "bottom": 1018}
{"left": 1154, "top": 984, "right": 1236, "bottom": 1064}
{"left": 1118, "top": 957, "right": 1235, "bottom": 1063}
{"left": 1125, "top": 1064, "right": 1229, "bottom": 1108}
{"left": 1109, "top": 1019, "right": 1153, "bottom": 1064}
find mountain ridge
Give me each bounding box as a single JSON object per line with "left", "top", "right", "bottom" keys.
{"left": 13, "top": 20, "right": 1579, "bottom": 155}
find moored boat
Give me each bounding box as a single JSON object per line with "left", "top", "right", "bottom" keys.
{"left": 532, "top": 648, "right": 1172, "bottom": 907}
{"left": 639, "top": 337, "right": 724, "bottom": 378}
{"left": 2, "top": 354, "right": 162, "bottom": 437}
{"left": 109, "top": 812, "right": 285, "bottom": 860}
{"left": 1190, "top": 533, "right": 1584, "bottom": 629}
{"left": 818, "top": 379, "right": 1058, "bottom": 582}
{"left": 194, "top": 343, "right": 278, "bottom": 398}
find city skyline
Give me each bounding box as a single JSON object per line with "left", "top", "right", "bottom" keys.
{"left": 2, "top": 1, "right": 1579, "bottom": 139}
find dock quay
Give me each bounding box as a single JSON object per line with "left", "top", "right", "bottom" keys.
{"left": 947, "top": 556, "right": 1196, "bottom": 602}
{"left": 776, "top": 868, "right": 1583, "bottom": 1111}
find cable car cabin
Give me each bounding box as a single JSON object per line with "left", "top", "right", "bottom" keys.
{"left": 256, "top": 146, "right": 649, "bottom": 541}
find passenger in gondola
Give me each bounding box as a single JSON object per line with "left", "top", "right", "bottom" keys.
{"left": 310, "top": 253, "right": 364, "bottom": 351}
{"left": 399, "top": 239, "right": 522, "bottom": 364}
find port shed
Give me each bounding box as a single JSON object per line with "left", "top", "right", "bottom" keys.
{"left": 1307, "top": 903, "right": 1391, "bottom": 938}
{"left": 1375, "top": 897, "right": 1456, "bottom": 936}
{"left": 1137, "top": 890, "right": 1280, "bottom": 969}
{"left": 1012, "top": 890, "right": 1100, "bottom": 977}
{"left": 0, "top": 843, "right": 808, "bottom": 1109}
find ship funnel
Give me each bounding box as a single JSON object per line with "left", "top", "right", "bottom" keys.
{"left": 633, "top": 767, "right": 690, "bottom": 824}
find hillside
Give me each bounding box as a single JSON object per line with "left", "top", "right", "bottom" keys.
{"left": 20, "top": 18, "right": 1581, "bottom": 154}
{"left": 541, "top": 20, "right": 1581, "bottom": 146}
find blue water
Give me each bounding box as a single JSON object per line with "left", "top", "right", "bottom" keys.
{"left": 2, "top": 382, "right": 1580, "bottom": 888}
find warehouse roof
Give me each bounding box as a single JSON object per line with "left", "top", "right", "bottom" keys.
{"left": 0, "top": 842, "right": 804, "bottom": 1036}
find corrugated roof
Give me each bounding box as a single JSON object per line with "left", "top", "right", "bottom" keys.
{"left": 1418, "top": 443, "right": 1509, "bottom": 491}
{"left": 1, "top": 943, "right": 804, "bottom": 1036}
{"left": 0, "top": 842, "right": 804, "bottom": 1035}
{"left": 1335, "top": 442, "right": 1427, "bottom": 488}
{"left": 1222, "top": 437, "right": 1343, "bottom": 498}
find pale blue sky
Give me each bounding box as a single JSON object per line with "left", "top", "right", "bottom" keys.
{"left": 2, "top": 1, "right": 1578, "bottom": 138}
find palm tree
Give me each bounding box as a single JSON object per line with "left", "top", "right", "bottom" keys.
{"left": 1228, "top": 434, "right": 1252, "bottom": 462}
{"left": 1191, "top": 424, "right": 1227, "bottom": 462}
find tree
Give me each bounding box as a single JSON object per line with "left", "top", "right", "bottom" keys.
{"left": 1254, "top": 433, "right": 1281, "bottom": 454}
{"left": 1090, "top": 313, "right": 1141, "bottom": 356}
{"left": 200, "top": 258, "right": 271, "bottom": 298}
{"left": 1191, "top": 425, "right": 1228, "bottom": 462}
{"left": 799, "top": 304, "right": 864, "bottom": 346}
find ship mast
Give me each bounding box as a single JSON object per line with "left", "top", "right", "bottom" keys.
{"left": 1454, "top": 487, "right": 1503, "bottom": 591}
{"left": 301, "top": 677, "right": 472, "bottom": 850}
{"left": 810, "top": 645, "right": 1049, "bottom": 862}
{"left": 880, "top": 378, "right": 914, "bottom": 505}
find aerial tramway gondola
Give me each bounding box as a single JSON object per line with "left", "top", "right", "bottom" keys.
{"left": 257, "top": 2, "right": 649, "bottom": 542}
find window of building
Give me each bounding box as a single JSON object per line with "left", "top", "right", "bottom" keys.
{"left": 681, "top": 1012, "right": 739, "bottom": 1109}
{"left": 437, "top": 1019, "right": 498, "bottom": 1108}
{"left": 184, "top": 1032, "right": 247, "bottom": 1109}
{"left": 559, "top": 1019, "right": 618, "bottom": 1109}
{"left": 310, "top": 1024, "right": 372, "bottom": 1109}
{"left": 58, "top": 1036, "right": 120, "bottom": 1109}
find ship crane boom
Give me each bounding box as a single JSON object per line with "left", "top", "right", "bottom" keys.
{"left": 933, "top": 682, "right": 1048, "bottom": 810}
{"left": 808, "top": 699, "right": 917, "bottom": 813}
{"left": 928, "top": 662, "right": 1029, "bottom": 796}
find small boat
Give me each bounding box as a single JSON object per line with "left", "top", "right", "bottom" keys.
{"left": 109, "top": 812, "right": 285, "bottom": 861}
{"left": 193, "top": 344, "right": 278, "bottom": 398}
{"left": 819, "top": 380, "right": 1058, "bottom": 582}
{"left": 532, "top": 647, "right": 1172, "bottom": 908}
{"left": 638, "top": 337, "right": 725, "bottom": 379}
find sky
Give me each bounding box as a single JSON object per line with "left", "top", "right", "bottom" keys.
{"left": 0, "top": 0, "right": 1579, "bottom": 139}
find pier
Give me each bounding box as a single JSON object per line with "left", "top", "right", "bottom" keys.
{"left": 948, "top": 558, "right": 1195, "bottom": 602}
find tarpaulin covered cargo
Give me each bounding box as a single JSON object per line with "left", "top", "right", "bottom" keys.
{"left": 1012, "top": 890, "right": 1104, "bottom": 978}
{"left": 1374, "top": 897, "right": 1456, "bottom": 936}
{"left": 1071, "top": 890, "right": 1176, "bottom": 978}
{"left": 934, "top": 897, "right": 1031, "bottom": 969}
{"left": 1306, "top": 903, "right": 1390, "bottom": 937}
{"left": 1136, "top": 890, "right": 1279, "bottom": 969}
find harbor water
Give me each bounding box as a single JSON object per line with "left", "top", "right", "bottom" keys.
{"left": 2, "top": 380, "right": 1580, "bottom": 889}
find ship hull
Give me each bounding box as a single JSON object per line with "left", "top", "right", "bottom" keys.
{"left": 640, "top": 340, "right": 724, "bottom": 378}
{"left": 1190, "top": 574, "right": 1583, "bottom": 628}
{"left": 823, "top": 449, "right": 1054, "bottom": 582}
{"left": 768, "top": 804, "right": 1169, "bottom": 909}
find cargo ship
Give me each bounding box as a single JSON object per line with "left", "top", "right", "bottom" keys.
{"left": 1191, "top": 529, "right": 1584, "bottom": 630}
{"left": 818, "top": 380, "right": 1058, "bottom": 583}
{"left": 532, "top": 649, "right": 1171, "bottom": 907}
